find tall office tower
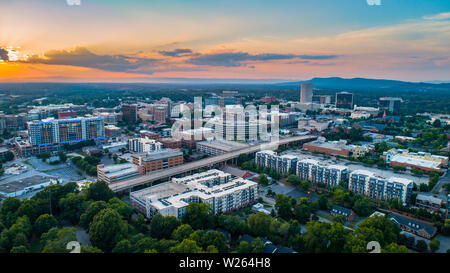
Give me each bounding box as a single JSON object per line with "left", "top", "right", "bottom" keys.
{"left": 335, "top": 92, "right": 354, "bottom": 109}
{"left": 300, "top": 83, "right": 313, "bottom": 103}
{"left": 320, "top": 95, "right": 332, "bottom": 104}
{"left": 379, "top": 97, "right": 403, "bottom": 115}
{"left": 121, "top": 104, "right": 138, "bottom": 123}
{"left": 28, "top": 117, "right": 105, "bottom": 146}
{"left": 153, "top": 105, "right": 169, "bottom": 124}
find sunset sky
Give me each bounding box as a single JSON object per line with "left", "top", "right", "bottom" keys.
{"left": 0, "top": 0, "right": 449, "bottom": 82}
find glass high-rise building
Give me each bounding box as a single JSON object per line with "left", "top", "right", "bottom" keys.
{"left": 379, "top": 97, "right": 402, "bottom": 115}
{"left": 28, "top": 117, "right": 105, "bottom": 146}
{"left": 335, "top": 92, "right": 354, "bottom": 109}
{"left": 300, "top": 83, "right": 313, "bottom": 103}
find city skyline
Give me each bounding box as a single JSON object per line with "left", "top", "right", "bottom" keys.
{"left": 0, "top": 0, "right": 449, "bottom": 82}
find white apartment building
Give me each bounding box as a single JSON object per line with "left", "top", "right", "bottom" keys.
{"left": 128, "top": 137, "right": 162, "bottom": 153}
{"left": 349, "top": 169, "right": 413, "bottom": 203}
{"left": 130, "top": 169, "right": 258, "bottom": 219}
{"left": 255, "top": 150, "right": 299, "bottom": 174}
{"left": 296, "top": 159, "right": 349, "bottom": 187}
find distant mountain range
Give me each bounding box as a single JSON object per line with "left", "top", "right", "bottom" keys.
{"left": 276, "top": 77, "right": 450, "bottom": 91}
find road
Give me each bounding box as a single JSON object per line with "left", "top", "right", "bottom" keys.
{"left": 109, "top": 135, "right": 317, "bottom": 192}
{"left": 432, "top": 169, "right": 449, "bottom": 199}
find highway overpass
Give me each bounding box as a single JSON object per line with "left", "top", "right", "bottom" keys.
{"left": 109, "top": 135, "right": 317, "bottom": 193}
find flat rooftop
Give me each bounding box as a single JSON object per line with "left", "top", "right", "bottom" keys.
{"left": 130, "top": 169, "right": 257, "bottom": 210}
{"left": 133, "top": 149, "right": 183, "bottom": 161}
{"left": 391, "top": 155, "right": 441, "bottom": 169}
{"left": 0, "top": 175, "right": 57, "bottom": 193}
{"left": 197, "top": 139, "right": 249, "bottom": 152}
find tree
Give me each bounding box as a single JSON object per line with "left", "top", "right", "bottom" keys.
{"left": 86, "top": 181, "right": 114, "bottom": 202}
{"left": 89, "top": 208, "right": 128, "bottom": 252}
{"left": 275, "top": 194, "right": 294, "bottom": 220}
{"left": 58, "top": 193, "right": 86, "bottom": 224}
{"left": 4, "top": 151, "right": 14, "bottom": 162}
{"left": 300, "top": 180, "right": 310, "bottom": 191}
{"left": 432, "top": 119, "right": 441, "bottom": 128}
{"left": 16, "top": 198, "right": 49, "bottom": 224}
{"left": 441, "top": 219, "right": 450, "bottom": 236}
{"left": 353, "top": 198, "right": 373, "bottom": 217}
{"left": 0, "top": 216, "right": 32, "bottom": 252}
{"left": 287, "top": 174, "right": 299, "bottom": 185}
{"left": 112, "top": 239, "right": 133, "bottom": 253}
{"left": 150, "top": 214, "right": 181, "bottom": 239}
{"left": 81, "top": 245, "right": 103, "bottom": 253}
{"left": 202, "top": 230, "right": 227, "bottom": 253}
{"left": 333, "top": 215, "right": 347, "bottom": 224}
{"left": 218, "top": 215, "right": 246, "bottom": 236}
{"left": 58, "top": 151, "right": 67, "bottom": 162}
{"left": 294, "top": 204, "right": 311, "bottom": 225}
{"left": 41, "top": 227, "right": 77, "bottom": 253}
{"left": 205, "top": 245, "right": 219, "bottom": 253}
{"left": 0, "top": 197, "right": 22, "bottom": 227}
{"left": 34, "top": 214, "right": 58, "bottom": 236}
{"left": 247, "top": 212, "right": 272, "bottom": 237}
{"left": 108, "top": 197, "right": 134, "bottom": 220}
{"left": 135, "top": 214, "right": 148, "bottom": 234}
{"left": 355, "top": 215, "right": 400, "bottom": 247}
{"left": 10, "top": 245, "right": 28, "bottom": 253}
{"left": 382, "top": 243, "right": 408, "bottom": 253}
{"left": 170, "top": 239, "right": 203, "bottom": 253}
{"left": 238, "top": 241, "right": 252, "bottom": 253}
{"left": 172, "top": 224, "right": 194, "bottom": 242}
{"left": 250, "top": 237, "right": 265, "bottom": 253}
{"left": 318, "top": 196, "right": 329, "bottom": 210}
{"left": 429, "top": 238, "right": 440, "bottom": 253}
{"left": 79, "top": 201, "right": 108, "bottom": 230}
{"left": 302, "top": 221, "right": 349, "bottom": 253}
{"left": 182, "top": 203, "right": 215, "bottom": 230}
{"left": 416, "top": 239, "right": 428, "bottom": 253}
{"left": 259, "top": 173, "right": 269, "bottom": 186}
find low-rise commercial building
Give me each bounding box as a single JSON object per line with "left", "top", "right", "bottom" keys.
{"left": 197, "top": 139, "right": 249, "bottom": 156}
{"left": 172, "top": 127, "right": 215, "bottom": 148}
{"left": 0, "top": 175, "right": 59, "bottom": 197}
{"left": 159, "top": 138, "right": 182, "bottom": 149}
{"left": 382, "top": 149, "right": 448, "bottom": 172}
{"left": 303, "top": 140, "right": 350, "bottom": 157}
{"left": 105, "top": 125, "right": 121, "bottom": 141}
{"left": 97, "top": 163, "right": 144, "bottom": 183}
{"left": 131, "top": 149, "right": 183, "bottom": 173}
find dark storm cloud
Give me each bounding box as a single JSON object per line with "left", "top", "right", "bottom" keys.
{"left": 0, "top": 47, "right": 9, "bottom": 61}
{"left": 158, "top": 48, "right": 194, "bottom": 57}
{"left": 186, "top": 52, "right": 339, "bottom": 67}
{"left": 25, "top": 47, "right": 160, "bottom": 73}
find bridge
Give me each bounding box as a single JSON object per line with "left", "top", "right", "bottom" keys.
{"left": 109, "top": 135, "right": 317, "bottom": 193}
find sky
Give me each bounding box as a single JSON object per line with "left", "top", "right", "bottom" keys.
{"left": 0, "top": 0, "right": 449, "bottom": 83}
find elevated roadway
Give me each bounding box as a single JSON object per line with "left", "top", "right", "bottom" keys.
{"left": 109, "top": 135, "right": 317, "bottom": 193}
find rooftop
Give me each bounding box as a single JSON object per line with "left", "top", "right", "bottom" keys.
{"left": 197, "top": 139, "right": 249, "bottom": 152}
{"left": 0, "top": 175, "right": 58, "bottom": 193}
